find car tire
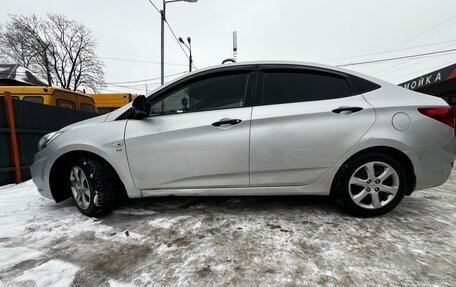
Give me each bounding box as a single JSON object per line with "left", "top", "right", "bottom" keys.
{"left": 68, "top": 156, "right": 116, "bottom": 217}
{"left": 333, "top": 153, "right": 407, "bottom": 217}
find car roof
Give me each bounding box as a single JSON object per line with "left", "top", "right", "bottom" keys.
{"left": 170, "top": 61, "right": 389, "bottom": 87}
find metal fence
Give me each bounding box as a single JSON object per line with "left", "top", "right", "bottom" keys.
{"left": 0, "top": 95, "right": 96, "bottom": 186}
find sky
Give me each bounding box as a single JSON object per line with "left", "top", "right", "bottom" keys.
{"left": 2, "top": 0, "right": 456, "bottom": 94}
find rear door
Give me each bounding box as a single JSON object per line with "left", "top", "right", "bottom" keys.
{"left": 250, "top": 65, "right": 376, "bottom": 186}
{"left": 125, "top": 66, "right": 256, "bottom": 190}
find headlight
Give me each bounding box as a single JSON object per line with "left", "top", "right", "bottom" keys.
{"left": 38, "top": 131, "right": 63, "bottom": 151}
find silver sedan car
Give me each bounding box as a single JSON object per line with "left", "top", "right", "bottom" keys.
{"left": 31, "top": 62, "right": 456, "bottom": 217}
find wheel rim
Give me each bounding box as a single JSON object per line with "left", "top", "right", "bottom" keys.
{"left": 348, "top": 161, "right": 400, "bottom": 210}
{"left": 70, "top": 166, "right": 91, "bottom": 210}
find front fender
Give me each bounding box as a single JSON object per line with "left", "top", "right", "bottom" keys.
{"left": 47, "top": 120, "right": 141, "bottom": 199}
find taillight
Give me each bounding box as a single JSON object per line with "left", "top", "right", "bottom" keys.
{"left": 418, "top": 107, "right": 456, "bottom": 135}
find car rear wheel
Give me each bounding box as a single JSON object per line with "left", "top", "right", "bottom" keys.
{"left": 68, "top": 156, "right": 115, "bottom": 217}
{"left": 334, "top": 153, "right": 407, "bottom": 217}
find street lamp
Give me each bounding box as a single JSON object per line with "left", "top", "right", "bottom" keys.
{"left": 161, "top": 0, "right": 198, "bottom": 85}
{"left": 179, "top": 36, "right": 192, "bottom": 72}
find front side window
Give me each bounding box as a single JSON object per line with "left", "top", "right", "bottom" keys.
{"left": 23, "top": 96, "right": 44, "bottom": 104}
{"left": 259, "top": 71, "right": 350, "bottom": 105}
{"left": 150, "top": 72, "right": 249, "bottom": 116}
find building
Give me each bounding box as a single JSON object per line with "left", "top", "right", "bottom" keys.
{"left": 399, "top": 63, "right": 456, "bottom": 108}
{"left": 0, "top": 64, "right": 47, "bottom": 86}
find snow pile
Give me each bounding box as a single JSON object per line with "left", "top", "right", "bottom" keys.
{"left": 15, "top": 260, "right": 79, "bottom": 287}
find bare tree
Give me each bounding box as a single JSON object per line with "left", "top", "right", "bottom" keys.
{"left": 0, "top": 14, "right": 105, "bottom": 92}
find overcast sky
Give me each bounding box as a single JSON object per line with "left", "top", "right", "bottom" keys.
{"left": 2, "top": 0, "right": 456, "bottom": 93}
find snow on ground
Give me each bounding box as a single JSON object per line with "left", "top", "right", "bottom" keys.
{"left": 0, "top": 170, "right": 455, "bottom": 286}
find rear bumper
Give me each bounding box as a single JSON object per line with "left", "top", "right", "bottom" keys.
{"left": 30, "top": 148, "right": 58, "bottom": 200}
{"left": 405, "top": 136, "right": 456, "bottom": 190}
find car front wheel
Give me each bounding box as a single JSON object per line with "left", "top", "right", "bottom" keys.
{"left": 68, "top": 156, "right": 116, "bottom": 217}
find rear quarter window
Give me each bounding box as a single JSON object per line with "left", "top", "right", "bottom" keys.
{"left": 348, "top": 75, "right": 381, "bottom": 95}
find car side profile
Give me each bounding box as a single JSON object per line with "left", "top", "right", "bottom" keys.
{"left": 31, "top": 61, "right": 456, "bottom": 217}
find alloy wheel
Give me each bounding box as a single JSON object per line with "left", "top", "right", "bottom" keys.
{"left": 70, "top": 166, "right": 91, "bottom": 210}
{"left": 348, "top": 161, "right": 400, "bottom": 209}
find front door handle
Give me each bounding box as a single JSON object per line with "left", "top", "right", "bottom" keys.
{"left": 212, "top": 118, "right": 242, "bottom": 127}
{"left": 332, "top": 106, "right": 363, "bottom": 114}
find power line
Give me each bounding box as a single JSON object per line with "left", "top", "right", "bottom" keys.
{"left": 337, "top": 48, "right": 456, "bottom": 67}
{"left": 365, "top": 15, "right": 456, "bottom": 63}
{"left": 106, "top": 84, "right": 148, "bottom": 91}
{"left": 106, "top": 71, "right": 187, "bottom": 84}
{"left": 374, "top": 42, "right": 456, "bottom": 77}
{"left": 146, "top": 0, "right": 161, "bottom": 14}
{"left": 392, "top": 15, "right": 456, "bottom": 50}
{"left": 144, "top": 0, "right": 197, "bottom": 70}
{"left": 323, "top": 38, "right": 456, "bottom": 64}
{"left": 101, "top": 56, "right": 187, "bottom": 66}
{"left": 164, "top": 19, "right": 197, "bottom": 70}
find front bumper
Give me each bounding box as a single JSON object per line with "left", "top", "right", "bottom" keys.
{"left": 405, "top": 136, "right": 456, "bottom": 190}
{"left": 30, "top": 148, "right": 59, "bottom": 200}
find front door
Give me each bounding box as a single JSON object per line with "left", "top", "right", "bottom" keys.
{"left": 125, "top": 68, "right": 256, "bottom": 190}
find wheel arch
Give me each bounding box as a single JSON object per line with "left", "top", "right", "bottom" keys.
{"left": 331, "top": 146, "right": 416, "bottom": 197}
{"left": 49, "top": 150, "right": 128, "bottom": 203}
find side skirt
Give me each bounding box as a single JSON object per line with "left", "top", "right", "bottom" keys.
{"left": 140, "top": 186, "right": 330, "bottom": 197}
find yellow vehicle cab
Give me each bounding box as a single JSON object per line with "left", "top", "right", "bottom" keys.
{"left": 0, "top": 86, "right": 98, "bottom": 113}
{"left": 88, "top": 93, "right": 137, "bottom": 114}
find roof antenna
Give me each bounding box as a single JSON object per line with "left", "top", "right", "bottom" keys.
{"left": 233, "top": 31, "right": 238, "bottom": 61}
{"left": 222, "top": 31, "right": 238, "bottom": 64}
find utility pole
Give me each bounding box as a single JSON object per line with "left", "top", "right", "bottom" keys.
{"left": 160, "top": 5, "right": 165, "bottom": 85}
{"left": 160, "top": 0, "right": 198, "bottom": 85}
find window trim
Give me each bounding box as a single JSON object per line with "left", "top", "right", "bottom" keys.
{"left": 147, "top": 67, "right": 257, "bottom": 117}
{"left": 56, "top": 99, "right": 76, "bottom": 110}
{"left": 254, "top": 65, "right": 354, "bottom": 106}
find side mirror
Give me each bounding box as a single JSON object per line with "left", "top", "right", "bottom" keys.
{"left": 131, "top": 95, "right": 148, "bottom": 118}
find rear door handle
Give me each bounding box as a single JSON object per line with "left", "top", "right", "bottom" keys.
{"left": 332, "top": 106, "right": 363, "bottom": 114}
{"left": 212, "top": 118, "right": 242, "bottom": 127}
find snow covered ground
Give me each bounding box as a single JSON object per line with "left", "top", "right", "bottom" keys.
{"left": 0, "top": 170, "right": 455, "bottom": 286}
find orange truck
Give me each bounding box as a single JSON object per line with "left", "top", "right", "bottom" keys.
{"left": 0, "top": 86, "right": 98, "bottom": 113}
{"left": 88, "top": 93, "right": 137, "bottom": 114}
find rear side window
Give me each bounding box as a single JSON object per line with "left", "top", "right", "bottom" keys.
{"left": 23, "top": 96, "right": 44, "bottom": 104}
{"left": 56, "top": 99, "right": 76, "bottom": 110}
{"left": 80, "top": 103, "right": 96, "bottom": 113}
{"left": 259, "top": 71, "right": 350, "bottom": 105}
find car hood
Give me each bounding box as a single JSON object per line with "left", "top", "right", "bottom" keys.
{"left": 60, "top": 113, "right": 110, "bottom": 132}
